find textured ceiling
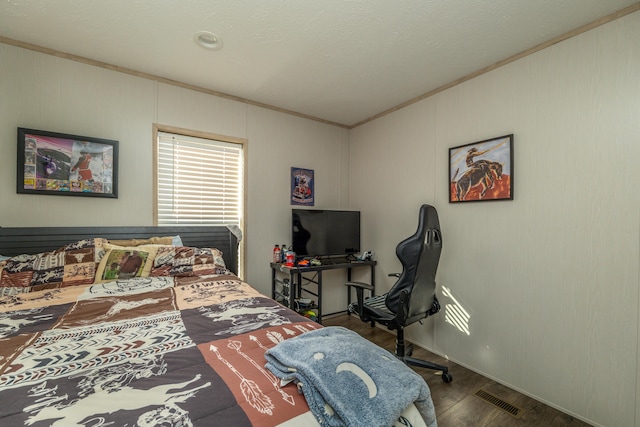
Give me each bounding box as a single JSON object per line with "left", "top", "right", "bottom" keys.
{"left": 1, "top": 0, "right": 638, "bottom": 127}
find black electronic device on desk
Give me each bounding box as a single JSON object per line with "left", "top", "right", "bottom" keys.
{"left": 292, "top": 208, "right": 360, "bottom": 260}
{"left": 316, "top": 251, "right": 374, "bottom": 266}
{"left": 316, "top": 257, "right": 348, "bottom": 266}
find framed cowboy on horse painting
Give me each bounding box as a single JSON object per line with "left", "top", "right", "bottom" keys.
{"left": 449, "top": 134, "right": 513, "bottom": 203}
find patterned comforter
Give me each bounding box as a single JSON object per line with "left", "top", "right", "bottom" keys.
{"left": 0, "top": 273, "right": 432, "bottom": 427}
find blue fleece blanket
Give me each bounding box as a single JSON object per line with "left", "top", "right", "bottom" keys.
{"left": 264, "top": 326, "right": 437, "bottom": 427}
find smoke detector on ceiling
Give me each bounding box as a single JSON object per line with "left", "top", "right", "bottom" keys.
{"left": 194, "top": 31, "right": 223, "bottom": 50}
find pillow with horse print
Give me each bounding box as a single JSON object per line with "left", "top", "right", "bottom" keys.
{"left": 94, "top": 243, "right": 159, "bottom": 283}
{"left": 0, "top": 238, "right": 107, "bottom": 295}
{"left": 150, "top": 245, "right": 229, "bottom": 277}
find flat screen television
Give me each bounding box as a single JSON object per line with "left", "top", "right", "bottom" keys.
{"left": 291, "top": 209, "right": 360, "bottom": 259}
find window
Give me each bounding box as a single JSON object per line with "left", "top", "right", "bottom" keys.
{"left": 155, "top": 128, "right": 244, "bottom": 228}
{"left": 154, "top": 126, "right": 245, "bottom": 274}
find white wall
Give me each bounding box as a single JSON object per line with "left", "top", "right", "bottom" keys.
{"left": 0, "top": 43, "right": 350, "bottom": 302}
{"left": 243, "top": 106, "right": 351, "bottom": 304}
{"left": 0, "top": 48, "right": 158, "bottom": 224}
{"left": 350, "top": 11, "right": 640, "bottom": 427}
{"left": 2, "top": 11, "right": 639, "bottom": 427}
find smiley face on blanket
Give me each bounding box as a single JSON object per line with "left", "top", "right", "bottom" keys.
{"left": 312, "top": 351, "right": 383, "bottom": 399}
{"left": 265, "top": 326, "right": 437, "bottom": 427}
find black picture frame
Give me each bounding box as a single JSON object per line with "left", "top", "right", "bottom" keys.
{"left": 291, "top": 167, "right": 314, "bottom": 206}
{"left": 449, "top": 134, "right": 513, "bottom": 203}
{"left": 17, "top": 127, "right": 118, "bottom": 198}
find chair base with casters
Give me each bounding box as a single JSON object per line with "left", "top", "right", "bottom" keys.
{"left": 347, "top": 285, "right": 453, "bottom": 383}
{"left": 346, "top": 204, "right": 452, "bottom": 383}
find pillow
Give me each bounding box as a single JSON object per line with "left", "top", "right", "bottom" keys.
{"left": 108, "top": 236, "right": 175, "bottom": 247}
{"left": 0, "top": 238, "right": 107, "bottom": 295}
{"left": 0, "top": 260, "right": 21, "bottom": 297}
{"left": 0, "top": 255, "right": 9, "bottom": 261}
{"left": 150, "top": 245, "right": 228, "bottom": 277}
{"left": 94, "top": 243, "right": 159, "bottom": 283}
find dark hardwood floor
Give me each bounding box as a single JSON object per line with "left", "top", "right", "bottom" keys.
{"left": 322, "top": 313, "right": 593, "bottom": 427}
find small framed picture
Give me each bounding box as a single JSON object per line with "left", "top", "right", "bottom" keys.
{"left": 291, "top": 167, "right": 314, "bottom": 206}
{"left": 449, "top": 134, "right": 513, "bottom": 203}
{"left": 17, "top": 127, "right": 118, "bottom": 198}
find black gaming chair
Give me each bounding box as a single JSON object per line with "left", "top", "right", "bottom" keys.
{"left": 346, "top": 204, "right": 452, "bottom": 382}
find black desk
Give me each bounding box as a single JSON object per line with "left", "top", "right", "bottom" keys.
{"left": 270, "top": 260, "right": 376, "bottom": 323}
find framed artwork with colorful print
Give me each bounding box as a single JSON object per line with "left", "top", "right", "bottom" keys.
{"left": 449, "top": 134, "right": 513, "bottom": 203}
{"left": 291, "top": 167, "right": 314, "bottom": 206}
{"left": 17, "top": 127, "right": 118, "bottom": 198}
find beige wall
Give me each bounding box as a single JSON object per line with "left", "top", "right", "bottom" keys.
{"left": 350, "top": 11, "right": 640, "bottom": 427}
{"left": 1, "top": 10, "right": 639, "bottom": 427}
{"left": 0, "top": 43, "right": 350, "bottom": 302}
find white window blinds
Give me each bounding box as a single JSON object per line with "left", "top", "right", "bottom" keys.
{"left": 157, "top": 131, "right": 243, "bottom": 226}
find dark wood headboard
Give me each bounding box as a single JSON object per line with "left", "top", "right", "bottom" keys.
{"left": 0, "top": 225, "right": 239, "bottom": 275}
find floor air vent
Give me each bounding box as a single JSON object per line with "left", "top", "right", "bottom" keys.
{"left": 474, "top": 389, "right": 523, "bottom": 418}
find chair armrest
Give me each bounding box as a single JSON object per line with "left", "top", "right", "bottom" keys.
{"left": 345, "top": 281, "right": 374, "bottom": 320}
{"left": 345, "top": 281, "right": 374, "bottom": 291}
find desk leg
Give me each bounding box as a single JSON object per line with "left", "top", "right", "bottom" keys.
{"left": 271, "top": 268, "right": 276, "bottom": 300}
{"left": 347, "top": 268, "right": 353, "bottom": 315}
{"left": 370, "top": 264, "right": 376, "bottom": 327}
{"left": 370, "top": 264, "right": 375, "bottom": 297}
{"left": 296, "top": 272, "right": 303, "bottom": 300}
{"left": 317, "top": 271, "right": 323, "bottom": 324}
{"left": 291, "top": 271, "right": 298, "bottom": 310}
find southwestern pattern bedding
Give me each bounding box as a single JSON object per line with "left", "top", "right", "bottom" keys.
{"left": 0, "top": 239, "right": 435, "bottom": 427}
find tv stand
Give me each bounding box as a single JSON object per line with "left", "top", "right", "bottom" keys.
{"left": 271, "top": 259, "right": 376, "bottom": 324}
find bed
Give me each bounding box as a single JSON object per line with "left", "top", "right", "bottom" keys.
{"left": 0, "top": 226, "right": 436, "bottom": 427}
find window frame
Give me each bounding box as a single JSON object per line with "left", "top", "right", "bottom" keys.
{"left": 152, "top": 124, "right": 247, "bottom": 277}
